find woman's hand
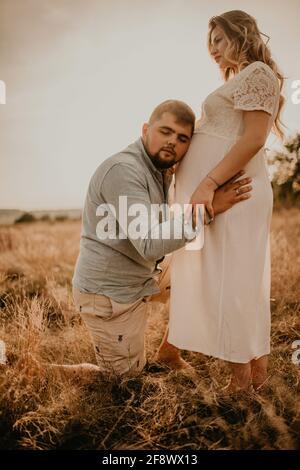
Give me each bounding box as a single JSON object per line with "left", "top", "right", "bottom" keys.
{"left": 213, "top": 171, "right": 252, "bottom": 216}
{"left": 190, "top": 176, "right": 218, "bottom": 226}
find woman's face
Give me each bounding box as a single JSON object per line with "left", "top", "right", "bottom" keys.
{"left": 210, "top": 26, "right": 231, "bottom": 70}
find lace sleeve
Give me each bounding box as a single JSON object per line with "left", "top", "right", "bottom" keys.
{"left": 233, "top": 63, "right": 278, "bottom": 115}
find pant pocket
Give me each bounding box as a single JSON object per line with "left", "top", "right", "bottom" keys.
{"left": 93, "top": 294, "right": 113, "bottom": 320}
{"left": 72, "top": 288, "right": 95, "bottom": 314}
{"left": 109, "top": 298, "right": 144, "bottom": 318}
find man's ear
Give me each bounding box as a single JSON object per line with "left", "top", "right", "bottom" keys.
{"left": 142, "top": 123, "right": 149, "bottom": 140}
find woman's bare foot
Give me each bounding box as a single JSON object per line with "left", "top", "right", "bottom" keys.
{"left": 156, "top": 326, "right": 193, "bottom": 370}
{"left": 155, "top": 342, "right": 192, "bottom": 370}
{"left": 221, "top": 377, "right": 253, "bottom": 395}
{"left": 225, "top": 361, "right": 252, "bottom": 393}
{"left": 251, "top": 355, "right": 269, "bottom": 391}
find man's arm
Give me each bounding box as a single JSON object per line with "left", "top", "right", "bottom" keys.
{"left": 100, "top": 163, "right": 202, "bottom": 261}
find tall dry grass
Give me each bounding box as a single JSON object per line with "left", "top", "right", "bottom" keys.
{"left": 0, "top": 211, "right": 299, "bottom": 450}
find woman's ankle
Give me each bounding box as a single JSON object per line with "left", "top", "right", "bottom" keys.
{"left": 157, "top": 341, "right": 180, "bottom": 359}
{"left": 227, "top": 361, "right": 252, "bottom": 391}
{"left": 252, "top": 372, "right": 268, "bottom": 390}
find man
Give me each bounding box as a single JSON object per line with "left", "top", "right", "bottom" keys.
{"left": 71, "top": 100, "right": 252, "bottom": 377}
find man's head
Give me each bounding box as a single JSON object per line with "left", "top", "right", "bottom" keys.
{"left": 142, "top": 100, "right": 195, "bottom": 170}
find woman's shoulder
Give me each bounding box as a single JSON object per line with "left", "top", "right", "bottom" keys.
{"left": 234, "top": 61, "right": 279, "bottom": 96}
{"left": 239, "top": 61, "right": 277, "bottom": 80}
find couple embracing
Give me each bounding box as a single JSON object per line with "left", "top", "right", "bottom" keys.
{"left": 71, "top": 10, "right": 284, "bottom": 393}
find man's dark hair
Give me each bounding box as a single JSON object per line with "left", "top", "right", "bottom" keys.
{"left": 149, "top": 100, "right": 195, "bottom": 134}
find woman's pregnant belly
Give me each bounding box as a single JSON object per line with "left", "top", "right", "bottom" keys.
{"left": 175, "top": 132, "right": 273, "bottom": 215}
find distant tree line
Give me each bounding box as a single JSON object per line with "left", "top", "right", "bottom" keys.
{"left": 15, "top": 213, "right": 69, "bottom": 224}
{"left": 13, "top": 134, "right": 300, "bottom": 224}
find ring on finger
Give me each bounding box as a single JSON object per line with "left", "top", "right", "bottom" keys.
{"left": 235, "top": 188, "right": 240, "bottom": 195}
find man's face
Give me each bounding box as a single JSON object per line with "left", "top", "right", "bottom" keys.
{"left": 142, "top": 112, "right": 193, "bottom": 170}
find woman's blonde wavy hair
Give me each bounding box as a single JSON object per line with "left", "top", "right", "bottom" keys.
{"left": 208, "top": 10, "right": 285, "bottom": 139}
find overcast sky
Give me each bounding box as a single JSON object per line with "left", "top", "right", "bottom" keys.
{"left": 1, "top": 0, "right": 299, "bottom": 210}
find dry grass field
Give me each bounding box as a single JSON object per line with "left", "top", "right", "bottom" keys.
{"left": 0, "top": 208, "right": 299, "bottom": 450}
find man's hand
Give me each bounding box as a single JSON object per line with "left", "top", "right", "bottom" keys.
{"left": 213, "top": 171, "right": 252, "bottom": 217}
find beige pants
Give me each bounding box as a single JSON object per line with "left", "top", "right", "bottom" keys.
{"left": 72, "top": 256, "right": 171, "bottom": 376}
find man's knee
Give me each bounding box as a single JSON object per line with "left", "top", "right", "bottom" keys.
{"left": 93, "top": 335, "right": 147, "bottom": 376}
{"left": 80, "top": 295, "right": 149, "bottom": 377}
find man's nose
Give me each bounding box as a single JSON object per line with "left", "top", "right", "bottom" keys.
{"left": 167, "top": 135, "right": 177, "bottom": 145}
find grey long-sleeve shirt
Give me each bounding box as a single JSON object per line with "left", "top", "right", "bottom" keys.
{"left": 72, "top": 138, "right": 201, "bottom": 303}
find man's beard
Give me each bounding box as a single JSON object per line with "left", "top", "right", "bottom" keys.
{"left": 149, "top": 151, "right": 177, "bottom": 170}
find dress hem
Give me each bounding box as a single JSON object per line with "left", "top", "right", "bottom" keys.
{"left": 167, "top": 340, "right": 270, "bottom": 364}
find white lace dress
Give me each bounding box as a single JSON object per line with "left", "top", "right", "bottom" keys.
{"left": 168, "top": 61, "right": 280, "bottom": 363}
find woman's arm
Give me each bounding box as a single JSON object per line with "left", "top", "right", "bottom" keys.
{"left": 190, "top": 109, "right": 271, "bottom": 220}
{"left": 208, "top": 110, "right": 271, "bottom": 185}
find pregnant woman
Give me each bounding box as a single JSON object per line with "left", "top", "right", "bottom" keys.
{"left": 163, "top": 10, "right": 285, "bottom": 391}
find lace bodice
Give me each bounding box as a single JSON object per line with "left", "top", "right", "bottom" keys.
{"left": 195, "top": 61, "right": 280, "bottom": 139}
